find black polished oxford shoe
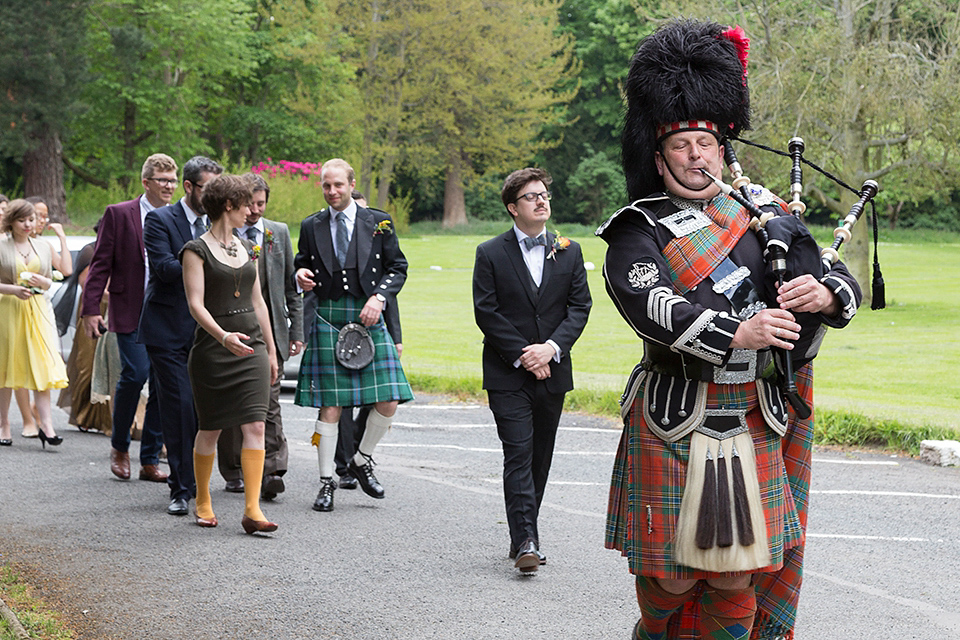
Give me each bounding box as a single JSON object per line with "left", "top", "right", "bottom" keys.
{"left": 348, "top": 455, "right": 384, "bottom": 499}
{"left": 167, "top": 497, "right": 189, "bottom": 516}
{"left": 261, "top": 474, "right": 285, "bottom": 500}
{"left": 338, "top": 474, "right": 359, "bottom": 490}
{"left": 513, "top": 539, "right": 540, "bottom": 574}
{"left": 312, "top": 479, "right": 336, "bottom": 512}
{"left": 509, "top": 542, "right": 547, "bottom": 565}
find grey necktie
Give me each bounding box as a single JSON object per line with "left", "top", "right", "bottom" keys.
{"left": 335, "top": 211, "right": 349, "bottom": 266}
{"left": 193, "top": 217, "right": 206, "bottom": 239}
{"left": 246, "top": 227, "right": 258, "bottom": 244}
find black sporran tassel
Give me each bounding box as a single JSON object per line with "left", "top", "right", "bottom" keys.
{"left": 716, "top": 443, "right": 733, "bottom": 548}
{"left": 871, "top": 204, "right": 885, "bottom": 310}
{"left": 695, "top": 446, "right": 718, "bottom": 550}
{"left": 731, "top": 441, "right": 755, "bottom": 546}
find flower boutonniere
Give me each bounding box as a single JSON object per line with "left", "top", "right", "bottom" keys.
{"left": 264, "top": 229, "right": 274, "bottom": 252}
{"left": 249, "top": 244, "right": 261, "bottom": 261}
{"left": 547, "top": 232, "right": 570, "bottom": 261}
{"left": 374, "top": 219, "right": 393, "bottom": 236}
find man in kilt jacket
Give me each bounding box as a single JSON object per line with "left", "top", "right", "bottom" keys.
{"left": 293, "top": 158, "right": 413, "bottom": 513}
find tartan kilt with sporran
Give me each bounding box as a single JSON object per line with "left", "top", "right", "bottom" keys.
{"left": 604, "top": 375, "right": 805, "bottom": 580}
{"left": 295, "top": 295, "right": 414, "bottom": 408}
{"left": 606, "top": 364, "right": 814, "bottom": 639}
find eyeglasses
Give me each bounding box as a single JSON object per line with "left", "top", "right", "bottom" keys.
{"left": 148, "top": 178, "right": 178, "bottom": 187}
{"left": 515, "top": 191, "right": 551, "bottom": 203}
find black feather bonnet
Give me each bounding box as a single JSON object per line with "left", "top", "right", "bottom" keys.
{"left": 621, "top": 19, "right": 751, "bottom": 200}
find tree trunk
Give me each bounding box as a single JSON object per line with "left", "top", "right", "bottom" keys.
{"left": 442, "top": 153, "right": 467, "bottom": 228}
{"left": 376, "top": 152, "right": 395, "bottom": 211}
{"left": 23, "top": 128, "right": 67, "bottom": 224}
{"left": 838, "top": 118, "right": 871, "bottom": 307}
{"left": 120, "top": 98, "right": 138, "bottom": 191}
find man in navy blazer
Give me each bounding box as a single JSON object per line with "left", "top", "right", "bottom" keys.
{"left": 140, "top": 156, "right": 223, "bottom": 516}
{"left": 82, "top": 153, "right": 178, "bottom": 484}
{"left": 473, "top": 167, "right": 591, "bottom": 573}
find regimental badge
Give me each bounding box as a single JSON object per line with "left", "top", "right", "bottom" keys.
{"left": 747, "top": 183, "right": 777, "bottom": 207}
{"left": 627, "top": 260, "right": 659, "bottom": 290}
{"left": 659, "top": 209, "right": 711, "bottom": 238}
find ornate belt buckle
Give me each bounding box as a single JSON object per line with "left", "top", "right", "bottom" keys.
{"left": 713, "top": 348, "right": 756, "bottom": 384}
{"left": 697, "top": 408, "right": 749, "bottom": 440}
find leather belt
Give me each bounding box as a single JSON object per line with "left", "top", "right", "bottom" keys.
{"left": 643, "top": 345, "right": 772, "bottom": 384}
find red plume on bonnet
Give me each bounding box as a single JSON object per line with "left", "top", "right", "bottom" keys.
{"left": 720, "top": 26, "right": 749, "bottom": 84}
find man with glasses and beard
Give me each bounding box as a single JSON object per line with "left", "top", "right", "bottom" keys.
{"left": 140, "top": 156, "right": 223, "bottom": 516}
{"left": 82, "top": 153, "right": 178, "bottom": 484}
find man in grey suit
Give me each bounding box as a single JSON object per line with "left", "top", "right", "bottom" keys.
{"left": 217, "top": 173, "right": 304, "bottom": 499}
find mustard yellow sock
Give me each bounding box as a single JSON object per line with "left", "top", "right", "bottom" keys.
{"left": 194, "top": 451, "right": 216, "bottom": 520}
{"left": 241, "top": 448, "right": 266, "bottom": 521}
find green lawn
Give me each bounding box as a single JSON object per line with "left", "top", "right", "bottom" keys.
{"left": 396, "top": 233, "right": 960, "bottom": 430}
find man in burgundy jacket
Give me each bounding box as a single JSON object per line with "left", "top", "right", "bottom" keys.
{"left": 81, "top": 153, "right": 178, "bottom": 483}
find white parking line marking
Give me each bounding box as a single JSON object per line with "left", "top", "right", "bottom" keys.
{"left": 378, "top": 443, "right": 611, "bottom": 456}
{"left": 811, "top": 457, "right": 900, "bottom": 466}
{"left": 808, "top": 533, "right": 930, "bottom": 542}
{"left": 812, "top": 490, "right": 960, "bottom": 500}
{"left": 392, "top": 422, "right": 618, "bottom": 433}
{"left": 401, "top": 404, "right": 485, "bottom": 410}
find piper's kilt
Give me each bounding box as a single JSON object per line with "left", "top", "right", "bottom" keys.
{"left": 295, "top": 295, "right": 414, "bottom": 408}
{"left": 607, "top": 364, "right": 815, "bottom": 640}
{"left": 605, "top": 375, "right": 805, "bottom": 581}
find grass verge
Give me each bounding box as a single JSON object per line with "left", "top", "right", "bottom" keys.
{"left": 410, "top": 377, "right": 960, "bottom": 456}
{"left": 0, "top": 565, "right": 73, "bottom": 640}
{"left": 815, "top": 409, "right": 960, "bottom": 455}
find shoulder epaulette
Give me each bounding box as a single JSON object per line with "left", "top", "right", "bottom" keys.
{"left": 595, "top": 194, "right": 668, "bottom": 237}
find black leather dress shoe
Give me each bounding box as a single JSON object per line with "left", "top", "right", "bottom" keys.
{"left": 261, "top": 474, "right": 285, "bottom": 500}
{"left": 167, "top": 497, "right": 189, "bottom": 516}
{"left": 348, "top": 456, "right": 384, "bottom": 499}
{"left": 509, "top": 543, "right": 547, "bottom": 565}
{"left": 513, "top": 539, "right": 539, "bottom": 574}
{"left": 338, "top": 474, "right": 359, "bottom": 490}
{"left": 312, "top": 479, "right": 335, "bottom": 512}
{"left": 224, "top": 478, "right": 244, "bottom": 493}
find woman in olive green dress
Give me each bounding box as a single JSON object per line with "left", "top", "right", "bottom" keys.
{"left": 180, "top": 174, "right": 279, "bottom": 534}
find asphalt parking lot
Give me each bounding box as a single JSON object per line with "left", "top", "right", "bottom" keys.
{"left": 1, "top": 393, "right": 958, "bottom": 639}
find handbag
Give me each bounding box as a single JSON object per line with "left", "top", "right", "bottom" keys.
{"left": 336, "top": 322, "right": 375, "bottom": 370}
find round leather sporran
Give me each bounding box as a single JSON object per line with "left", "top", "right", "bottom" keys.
{"left": 336, "top": 322, "right": 375, "bottom": 370}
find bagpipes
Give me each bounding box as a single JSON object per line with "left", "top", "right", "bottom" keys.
{"left": 699, "top": 137, "right": 882, "bottom": 419}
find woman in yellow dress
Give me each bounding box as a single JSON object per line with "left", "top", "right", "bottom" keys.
{"left": 0, "top": 199, "right": 68, "bottom": 448}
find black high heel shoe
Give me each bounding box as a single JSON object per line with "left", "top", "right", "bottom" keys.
{"left": 37, "top": 428, "right": 62, "bottom": 449}
{"left": 0, "top": 438, "right": 11, "bottom": 446}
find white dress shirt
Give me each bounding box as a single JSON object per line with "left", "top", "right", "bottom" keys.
{"left": 511, "top": 225, "right": 560, "bottom": 365}
{"left": 139, "top": 194, "right": 158, "bottom": 289}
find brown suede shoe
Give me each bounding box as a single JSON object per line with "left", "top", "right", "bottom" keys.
{"left": 139, "top": 464, "right": 169, "bottom": 483}
{"left": 110, "top": 448, "right": 131, "bottom": 480}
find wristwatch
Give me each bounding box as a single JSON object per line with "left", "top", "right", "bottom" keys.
{"left": 375, "top": 293, "right": 386, "bottom": 303}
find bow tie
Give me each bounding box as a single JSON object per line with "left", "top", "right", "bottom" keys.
{"left": 522, "top": 235, "right": 546, "bottom": 250}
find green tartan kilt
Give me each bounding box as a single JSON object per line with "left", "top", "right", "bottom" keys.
{"left": 294, "top": 295, "right": 414, "bottom": 408}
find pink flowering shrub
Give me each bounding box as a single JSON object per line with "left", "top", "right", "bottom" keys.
{"left": 251, "top": 159, "right": 325, "bottom": 187}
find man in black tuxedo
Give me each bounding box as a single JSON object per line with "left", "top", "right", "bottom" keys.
{"left": 473, "top": 167, "right": 592, "bottom": 574}
{"left": 140, "top": 155, "right": 223, "bottom": 515}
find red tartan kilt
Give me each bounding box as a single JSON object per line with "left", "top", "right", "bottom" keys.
{"left": 605, "top": 376, "right": 804, "bottom": 581}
